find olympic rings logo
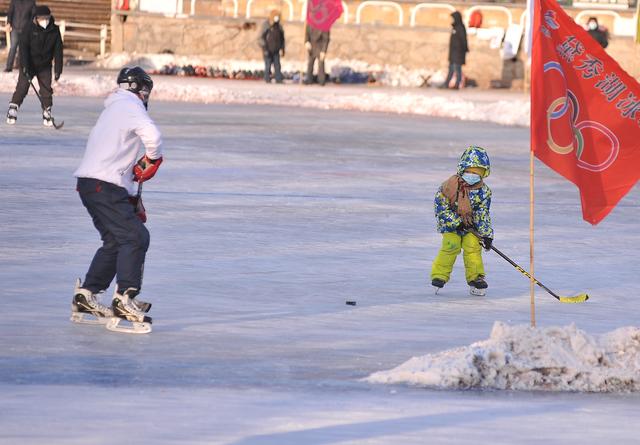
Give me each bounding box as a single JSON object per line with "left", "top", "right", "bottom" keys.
{"left": 544, "top": 61, "right": 619, "bottom": 172}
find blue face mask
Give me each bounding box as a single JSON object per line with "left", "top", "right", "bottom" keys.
{"left": 461, "top": 172, "right": 481, "bottom": 185}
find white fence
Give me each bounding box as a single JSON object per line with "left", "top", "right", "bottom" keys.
{"left": 59, "top": 21, "right": 109, "bottom": 57}
{"left": 131, "top": 0, "right": 637, "bottom": 38}
{"left": 0, "top": 17, "right": 108, "bottom": 57}
{"left": 1, "top": 16, "right": 10, "bottom": 52}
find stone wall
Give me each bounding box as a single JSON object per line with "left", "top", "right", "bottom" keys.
{"left": 110, "top": 13, "right": 640, "bottom": 88}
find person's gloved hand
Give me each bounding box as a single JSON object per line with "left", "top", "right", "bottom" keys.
{"left": 133, "top": 155, "right": 163, "bottom": 182}
{"left": 54, "top": 72, "right": 61, "bottom": 81}
{"left": 480, "top": 237, "right": 493, "bottom": 251}
{"left": 305, "top": 41, "right": 312, "bottom": 52}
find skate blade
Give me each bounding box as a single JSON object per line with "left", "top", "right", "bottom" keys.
{"left": 470, "top": 287, "right": 486, "bottom": 296}
{"left": 558, "top": 293, "right": 589, "bottom": 303}
{"left": 433, "top": 286, "right": 442, "bottom": 295}
{"left": 106, "top": 317, "right": 152, "bottom": 334}
{"left": 70, "top": 312, "right": 109, "bottom": 325}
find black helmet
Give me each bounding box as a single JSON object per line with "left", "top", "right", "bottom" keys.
{"left": 117, "top": 66, "right": 153, "bottom": 109}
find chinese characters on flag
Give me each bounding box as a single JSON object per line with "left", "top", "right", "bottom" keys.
{"left": 531, "top": 0, "right": 640, "bottom": 224}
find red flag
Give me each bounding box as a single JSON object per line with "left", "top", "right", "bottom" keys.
{"left": 306, "top": 0, "right": 343, "bottom": 32}
{"left": 531, "top": 0, "right": 640, "bottom": 224}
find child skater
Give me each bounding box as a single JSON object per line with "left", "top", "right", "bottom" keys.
{"left": 431, "top": 145, "right": 494, "bottom": 296}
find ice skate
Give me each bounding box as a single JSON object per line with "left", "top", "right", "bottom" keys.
{"left": 107, "top": 288, "right": 152, "bottom": 334}
{"left": 43, "top": 107, "right": 53, "bottom": 127}
{"left": 6, "top": 103, "right": 18, "bottom": 125}
{"left": 70, "top": 278, "right": 114, "bottom": 325}
{"left": 468, "top": 276, "right": 488, "bottom": 296}
{"left": 431, "top": 278, "right": 445, "bottom": 294}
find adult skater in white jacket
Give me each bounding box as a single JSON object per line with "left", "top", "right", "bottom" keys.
{"left": 72, "top": 66, "right": 163, "bottom": 334}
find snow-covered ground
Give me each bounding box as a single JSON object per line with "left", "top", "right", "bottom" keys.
{"left": 1, "top": 93, "right": 639, "bottom": 444}
{"left": 0, "top": 68, "right": 530, "bottom": 126}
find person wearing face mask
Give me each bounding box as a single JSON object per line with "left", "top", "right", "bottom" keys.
{"left": 258, "top": 9, "right": 286, "bottom": 83}
{"left": 72, "top": 66, "right": 163, "bottom": 334}
{"left": 4, "top": 0, "right": 36, "bottom": 72}
{"left": 431, "top": 145, "right": 494, "bottom": 296}
{"left": 5, "top": 5, "right": 63, "bottom": 127}
{"left": 585, "top": 17, "right": 609, "bottom": 49}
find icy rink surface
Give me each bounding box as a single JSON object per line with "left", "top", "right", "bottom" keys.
{"left": 1, "top": 95, "right": 640, "bottom": 444}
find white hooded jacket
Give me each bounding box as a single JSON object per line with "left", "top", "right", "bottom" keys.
{"left": 74, "top": 89, "right": 163, "bottom": 195}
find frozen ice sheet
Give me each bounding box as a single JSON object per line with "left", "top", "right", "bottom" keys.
{"left": 0, "top": 95, "right": 639, "bottom": 444}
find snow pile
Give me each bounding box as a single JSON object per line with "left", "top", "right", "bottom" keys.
{"left": 0, "top": 70, "right": 529, "bottom": 126}
{"left": 366, "top": 322, "right": 640, "bottom": 392}
{"left": 95, "top": 53, "right": 436, "bottom": 87}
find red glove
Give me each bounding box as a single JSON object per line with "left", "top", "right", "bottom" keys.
{"left": 133, "top": 155, "right": 163, "bottom": 183}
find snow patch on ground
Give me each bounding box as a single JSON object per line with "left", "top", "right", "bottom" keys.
{"left": 366, "top": 322, "right": 640, "bottom": 392}
{"left": 0, "top": 70, "right": 529, "bottom": 126}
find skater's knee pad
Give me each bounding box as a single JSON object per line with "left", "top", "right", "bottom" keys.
{"left": 440, "top": 233, "right": 462, "bottom": 254}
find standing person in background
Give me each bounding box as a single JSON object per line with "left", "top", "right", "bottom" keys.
{"left": 441, "top": 11, "right": 468, "bottom": 90}
{"left": 4, "top": 0, "right": 36, "bottom": 72}
{"left": 304, "top": 24, "right": 330, "bottom": 86}
{"left": 586, "top": 17, "right": 609, "bottom": 49}
{"left": 5, "top": 5, "right": 63, "bottom": 127}
{"left": 258, "top": 10, "right": 285, "bottom": 84}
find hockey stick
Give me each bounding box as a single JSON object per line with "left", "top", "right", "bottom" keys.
{"left": 470, "top": 230, "right": 589, "bottom": 303}
{"left": 27, "top": 77, "right": 64, "bottom": 129}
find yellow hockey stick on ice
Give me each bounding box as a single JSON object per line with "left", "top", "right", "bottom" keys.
{"left": 471, "top": 230, "right": 589, "bottom": 303}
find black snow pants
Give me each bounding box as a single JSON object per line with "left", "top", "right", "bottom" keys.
{"left": 11, "top": 67, "right": 53, "bottom": 109}
{"left": 77, "top": 178, "right": 149, "bottom": 294}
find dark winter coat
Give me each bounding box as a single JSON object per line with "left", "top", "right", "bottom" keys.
{"left": 448, "top": 11, "right": 469, "bottom": 65}
{"left": 306, "top": 25, "right": 330, "bottom": 55}
{"left": 7, "top": 0, "right": 36, "bottom": 32}
{"left": 260, "top": 22, "right": 285, "bottom": 55}
{"left": 20, "top": 16, "right": 63, "bottom": 77}
{"left": 587, "top": 28, "right": 609, "bottom": 49}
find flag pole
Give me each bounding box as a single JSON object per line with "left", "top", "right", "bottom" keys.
{"left": 527, "top": 0, "right": 536, "bottom": 327}
{"left": 529, "top": 147, "right": 536, "bottom": 327}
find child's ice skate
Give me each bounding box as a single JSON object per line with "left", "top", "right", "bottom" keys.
{"left": 107, "top": 288, "right": 152, "bottom": 334}
{"left": 70, "top": 278, "right": 114, "bottom": 325}
{"left": 431, "top": 278, "right": 446, "bottom": 294}
{"left": 468, "top": 276, "right": 488, "bottom": 296}
{"left": 6, "top": 103, "right": 18, "bottom": 125}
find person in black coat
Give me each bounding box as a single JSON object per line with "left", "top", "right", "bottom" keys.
{"left": 6, "top": 5, "right": 63, "bottom": 127}
{"left": 586, "top": 17, "right": 609, "bottom": 49}
{"left": 258, "top": 10, "right": 285, "bottom": 83}
{"left": 4, "top": 0, "right": 36, "bottom": 72}
{"left": 442, "top": 11, "right": 468, "bottom": 90}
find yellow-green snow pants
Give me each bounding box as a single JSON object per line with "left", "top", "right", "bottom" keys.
{"left": 431, "top": 232, "right": 485, "bottom": 284}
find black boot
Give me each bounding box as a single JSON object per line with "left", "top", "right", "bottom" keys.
{"left": 468, "top": 276, "right": 488, "bottom": 289}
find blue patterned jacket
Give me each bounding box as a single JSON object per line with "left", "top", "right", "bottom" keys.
{"left": 434, "top": 146, "right": 494, "bottom": 238}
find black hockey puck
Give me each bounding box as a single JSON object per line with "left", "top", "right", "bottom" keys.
{"left": 345, "top": 301, "right": 357, "bottom": 306}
